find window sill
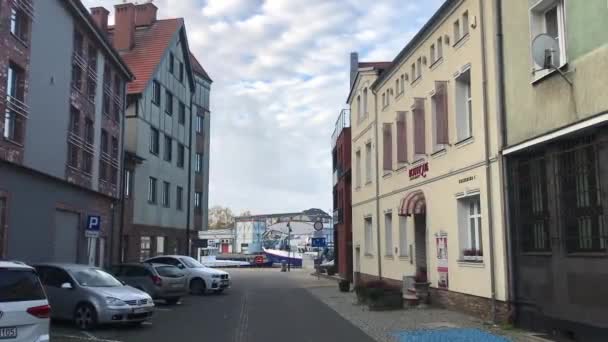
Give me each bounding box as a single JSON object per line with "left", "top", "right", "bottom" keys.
{"left": 457, "top": 260, "right": 485, "bottom": 268}
{"left": 384, "top": 255, "right": 394, "bottom": 260}
{"left": 395, "top": 164, "right": 408, "bottom": 173}
{"left": 149, "top": 151, "right": 159, "bottom": 156}
{"left": 165, "top": 112, "right": 173, "bottom": 116}
{"left": 431, "top": 148, "right": 447, "bottom": 159}
{"left": 365, "top": 181, "right": 373, "bottom": 186}
{"left": 10, "top": 32, "right": 29, "bottom": 48}
{"left": 355, "top": 186, "right": 361, "bottom": 191}
{"left": 455, "top": 137, "right": 474, "bottom": 148}
{"left": 531, "top": 63, "right": 569, "bottom": 85}
{"left": 3, "top": 137, "right": 24, "bottom": 147}
{"left": 382, "top": 171, "right": 393, "bottom": 178}
{"left": 429, "top": 57, "right": 444, "bottom": 70}
{"left": 453, "top": 33, "right": 470, "bottom": 49}
{"left": 521, "top": 251, "right": 552, "bottom": 257}
{"left": 395, "top": 91, "right": 405, "bottom": 101}
{"left": 364, "top": 253, "right": 374, "bottom": 258}
{"left": 411, "top": 76, "right": 422, "bottom": 87}
{"left": 411, "top": 158, "right": 426, "bottom": 166}
{"left": 152, "top": 101, "right": 160, "bottom": 107}
{"left": 398, "top": 255, "right": 409, "bottom": 260}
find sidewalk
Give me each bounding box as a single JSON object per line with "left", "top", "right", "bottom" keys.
{"left": 304, "top": 277, "right": 538, "bottom": 342}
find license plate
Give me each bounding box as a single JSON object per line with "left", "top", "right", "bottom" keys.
{"left": 221, "top": 280, "right": 229, "bottom": 285}
{"left": 171, "top": 283, "right": 183, "bottom": 288}
{"left": 133, "top": 308, "right": 147, "bottom": 314}
{"left": 0, "top": 327, "right": 17, "bottom": 339}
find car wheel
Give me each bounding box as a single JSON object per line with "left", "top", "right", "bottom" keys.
{"left": 74, "top": 304, "right": 97, "bottom": 330}
{"left": 190, "top": 278, "right": 206, "bottom": 295}
{"left": 165, "top": 297, "right": 180, "bottom": 305}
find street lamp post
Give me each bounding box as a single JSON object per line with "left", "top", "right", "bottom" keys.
{"left": 287, "top": 221, "right": 292, "bottom": 272}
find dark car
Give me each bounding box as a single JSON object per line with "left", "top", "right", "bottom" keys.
{"left": 110, "top": 263, "right": 187, "bottom": 304}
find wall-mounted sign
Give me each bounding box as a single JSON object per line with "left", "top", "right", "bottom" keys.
{"left": 458, "top": 175, "right": 476, "bottom": 184}
{"left": 85, "top": 215, "right": 101, "bottom": 238}
{"left": 409, "top": 162, "right": 429, "bottom": 180}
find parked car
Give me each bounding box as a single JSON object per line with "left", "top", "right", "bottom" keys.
{"left": 109, "top": 263, "right": 187, "bottom": 304}
{"left": 144, "top": 255, "right": 230, "bottom": 294}
{"left": 0, "top": 261, "right": 50, "bottom": 342}
{"left": 33, "top": 263, "right": 154, "bottom": 330}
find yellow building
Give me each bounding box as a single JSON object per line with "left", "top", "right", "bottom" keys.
{"left": 348, "top": 0, "right": 509, "bottom": 321}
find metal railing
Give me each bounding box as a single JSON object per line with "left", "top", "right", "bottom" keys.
{"left": 331, "top": 109, "right": 350, "bottom": 147}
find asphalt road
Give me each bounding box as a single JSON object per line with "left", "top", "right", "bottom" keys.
{"left": 51, "top": 268, "right": 375, "bottom": 342}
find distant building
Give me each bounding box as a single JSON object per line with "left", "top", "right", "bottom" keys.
{"left": 0, "top": 0, "right": 132, "bottom": 265}
{"left": 198, "top": 228, "right": 233, "bottom": 254}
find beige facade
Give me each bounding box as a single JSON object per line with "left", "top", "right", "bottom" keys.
{"left": 349, "top": 0, "right": 509, "bottom": 320}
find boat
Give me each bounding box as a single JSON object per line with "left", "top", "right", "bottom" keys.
{"left": 263, "top": 247, "right": 304, "bottom": 267}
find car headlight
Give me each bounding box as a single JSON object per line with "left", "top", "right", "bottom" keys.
{"left": 105, "top": 297, "right": 127, "bottom": 306}
{"left": 212, "top": 274, "right": 221, "bottom": 279}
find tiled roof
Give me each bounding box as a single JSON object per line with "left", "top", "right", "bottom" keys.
{"left": 108, "top": 18, "right": 183, "bottom": 94}
{"left": 358, "top": 61, "right": 392, "bottom": 70}
{"left": 190, "top": 52, "right": 212, "bottom": 82}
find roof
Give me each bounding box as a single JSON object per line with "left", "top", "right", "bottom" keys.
{"left": 372, "top": 0, "right": 457, "bottom": 90}
{"left": 190, "top": 52, "right": 212, "bottom": 83}
{"left": 108, "top": 18, "right": 183, "bottom": 94}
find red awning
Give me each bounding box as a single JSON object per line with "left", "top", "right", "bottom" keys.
{"left": 398, "top": 190, "right": 426, "bottom": 216}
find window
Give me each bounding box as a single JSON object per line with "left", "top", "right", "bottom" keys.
{"left": 156, "top": 236, "right": 165, "bottom": 255}
{"left": 413, "top": 99, "right": 426, "bottom": 156}
{"left": 162, "top": 181, "right": 170, "bottom": 207}
{"left": 396, "top": 111, "right": 407, "bottom": 163}
{"left": 416, "top": 57, "right": 422, "bottom": 79}
{"left": 356, "top": 95, "right": 361, "bottom": 121}
{"left": 150, "top": 127, "right": 159, "bottom": 155}
{"left": 400, "top": 75, "right": 405, "bottom": 93}
{"left": 177, "top": 143, "right": 185, "bottom": 168}
{"left": 454, "top": 19, "right": 461, "bottom": 42}
{"left": 355, "top": 150, "right": 361, "bottom": 188}
{"left": 99, "top": 160, "right": 108, "bottom": 181}
{"left": 363, "top": 89, "right": 368, "bottom": 119}
{"left": 88, "top": 46, "right": 97, "bottom": 70}
{"left": 4, "top": 63, "right": 25, "bottom": 142}
{"left": 68, "top": 143, "right": 79, "bottom": 168}
{"left": 437, "top": 37, "right": 443, "bottom": 59}
{"left": 430, "top": 44, "right": 436, "bottom": 64}
{"left": 164, "top": 135, "right": 172, "bottom": 162}
{"left": 124, "top": 169, "right": 132, "bottom": 198}
{"left": 148, "top": 177, "right": 157, "bottom": 203}
{"left": 364, "top": 217, "right": 373, "bottom": 255}
{"left": 99, "top": 129, "right": 108, "bottom": 154}
{"left": 70, "top": 107, "right": 80, "bottom": 135}
{"left": 382, "top": 123, "right": 392, "bottom": 172}
{"left": 411, "top": 63, "right": 416, "bottom": 82}
{"left": 530, "top": 0, "right": 566, "bottom": 72}
{"left": 195, "top": 192, "right": 202, "bottom": 209}
{"left": 365, "top": 142, "right": 372, "bottom": 183}
{"left": 196, "top": 153, "right": 202, "bottom": 173}
{"left": 72, "top": 62, "right": 82, "bottom": 91}
{"left": 381, "top": 93, "right": 386, "bottom": 108}
{"left": 398, "top": 215, "right": 408, "bottom": 257}
{"left": 196, "top": 114, "right": 203, "bottom": 133}
{"left": 176, "top": 186, "right": 183, "bottom": 210}
{"left": 152, "top": 80, "right": 161, "bottom": 105}
{"left": 111, "top": 136, "right": 119, "bottom": 159}
{"left": 165, "top": 90, "right": 173, "bottom": 115}
{"left": 455, "top": 69, "right": 472, "bottom": 141}
{"left": 82, "top": 150, "right": 93, "bottom": 173}
{"left": 111, "top": 166, "right": 118, "bottom": 185}
{"left": 395, "top": 79, "right": 400, "bottom": 95}
{"left": 462, "top": 11, "right": 470, "bottom": 37}
{"left": 87, "top": 75, "right": 96, "bottom": 103}
{"left": 179, "top": 62, "right": 184, "bottom": 82}
{"left": 178, "top": 102, "right": 186, "bottom": 125}
{"left": 169, "top": 53, "right": 174, "bottom": 74}
{"left": 459, "top": 195, "right": 482, "bottom": 258}
{"left": 10, "top": 7, "right": 29, "bottom": 42}
{"left": 385, "top": 213, "right": 393, "bottom": 256}
{"left": 0, "top": 197, "right": 7, "bottom": 258}
{"left": 140, "top": 236, "right": 151, "bottom": 261}
{"left": 73, "top": 30, "right": 83, "bottom": 56}
{"left": 102, "top": 91, "right": 110, "bottom": 117}
{"left": 432, "top": 82, "right": 449, "bottom": 151}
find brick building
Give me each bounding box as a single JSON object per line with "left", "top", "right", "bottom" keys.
{"left": 0, "top": 0, "right": 132, "bottom": 265}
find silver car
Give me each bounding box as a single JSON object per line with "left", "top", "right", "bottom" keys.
{"left": 33, "top": 263, "right": 154, "bottom": 330}
{"left": 109, "top": 263, "right": 187, "bottom": 304}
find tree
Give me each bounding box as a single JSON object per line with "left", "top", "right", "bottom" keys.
{"left": 208, "top": 206, "right": 234, "bottom": 229}
{"left": 240, "top": 210, "right": 251, "bottom": 217}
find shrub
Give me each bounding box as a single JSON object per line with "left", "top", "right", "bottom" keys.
{"left": 327, "top": 266, "right": 337, "bottom": 276}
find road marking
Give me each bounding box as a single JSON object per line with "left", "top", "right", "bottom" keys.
{"left": 53, "top": 333, "right": 124, "bottom": 342}
{"left": 233, "top": 291, "right": 249, "bottom": 342}
{"left": 155, "top": 308, "right": 172, "bottom": 311}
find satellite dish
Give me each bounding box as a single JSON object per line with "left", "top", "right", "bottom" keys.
{"left": 532, "top": 34, "right": 560, "bottom": 70}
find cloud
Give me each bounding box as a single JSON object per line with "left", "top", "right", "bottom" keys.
{"left": 82, "top": 0, "right": 443, "bottom": 215}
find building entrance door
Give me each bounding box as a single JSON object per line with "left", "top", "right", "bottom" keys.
{"left": 414, "top": 214, "right": 427, "bottom": 278}
{"left": 53, "top": 210, "right": 79, "bottom": 263}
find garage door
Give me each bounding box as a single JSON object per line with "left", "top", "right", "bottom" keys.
{"left": 53, "top": 210, "right": 79, "bottom": 263}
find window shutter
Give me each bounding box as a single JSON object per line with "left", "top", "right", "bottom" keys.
{"left": 435, "top": 81, "right": 449, "bottom": 144}
{"left": 396, "top": 112, "right": 408, "bottom": 163}
{"left": 413, "top": 98, "right": 426, "bottom": 155}
{"left": 383, "top": 123, "right": 393, "bottom": 171}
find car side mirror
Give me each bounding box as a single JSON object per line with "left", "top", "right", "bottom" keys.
{"left": 177, "top": 264, "right": 185, "bottom": 269}
{"left": 61, "top": 282, "right": 73, "bottom": 290}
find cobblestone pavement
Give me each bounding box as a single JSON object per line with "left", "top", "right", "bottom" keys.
{"left": 306, "top": 281, "right": 537, "bottom": 342}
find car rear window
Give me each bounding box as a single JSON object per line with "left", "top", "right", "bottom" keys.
{"left": 155, "top": 265, "right": 184, "bottom": 278}
{"left": 0, "top": 269, "right": 46, "bottom": 302}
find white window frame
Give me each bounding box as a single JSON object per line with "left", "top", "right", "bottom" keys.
{"left": 462, "top": 11, "right": 470, "bottom": 37}
{"left": 363, "top": 88, "right": 368, "bottom": 119}
{"left": 458, "top": 195, "right": 483, "bottom": 258}
{"left": 453, "top": 19, "right": 461, "bottom": 43}
{"left": 156, "top": 236, "right": 165, "bottom": 255}
{"left": 529, "top": 0, "right": 567, "bottom": 80}
{"left": 398, "top": 215, "right": 408, "bottom": 257}
{"left": 384, "top": 212, "right": 393, "bottom": 256}
{"left": 364, "top": 217, "right": 373, "bottom": 255}
{"left": 455, "top": 68, "right": 473, "bottom": 142}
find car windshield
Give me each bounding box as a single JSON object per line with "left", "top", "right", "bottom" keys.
{"left": 0, "top": 269, "right": 46, "bottom": 302}
{"left": 72, "top": 268, "right": 123, "bottom": 287}
{"left": 180, "top": 257, "right": 205, "bottom": 268}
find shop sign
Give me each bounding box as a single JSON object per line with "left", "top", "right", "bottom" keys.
{"left": 458, "top": 175, "right": 476, "bottom": 184}
{"left": 409, "top": 162, "right": 429, "bottom": 180}
{"left": 435, "top": 231, "right": 449, "bottom": 289}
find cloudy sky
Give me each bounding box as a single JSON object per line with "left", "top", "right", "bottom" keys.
{"left": 83, "top": 0, "right": 443, "bottom": 215}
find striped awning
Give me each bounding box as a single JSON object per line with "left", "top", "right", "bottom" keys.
{"left": 398, "top": 190, "right": 426, "bottom": 216}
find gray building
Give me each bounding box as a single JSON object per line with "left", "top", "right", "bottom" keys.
{"left": 0, "top": 0, "right": 132, "bottom": 266}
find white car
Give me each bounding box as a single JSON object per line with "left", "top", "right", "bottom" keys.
{"left": 145, "top": 256, "right": 230, "bottom": 294}
{"left": 0, "top": 261, "right": 50, "bottom": 342}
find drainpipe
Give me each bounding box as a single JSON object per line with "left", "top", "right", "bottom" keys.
{"left": 373, "top": 85, "right": 382, "bottom": 279}
{"left": 186, "top": 91, "right": 194, "bottom": 256}
{"left": 116, "top": 93, "right": 131, "bottom": 263}
{"left": 479, "top": 0, "right": 498, "bottom": 323}
{"left": 493, "top": 0, "right": 515, "bottom": 322}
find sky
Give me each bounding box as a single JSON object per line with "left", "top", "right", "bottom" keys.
{"left": 83, "top": 0, "right": 444, "bottom": 215}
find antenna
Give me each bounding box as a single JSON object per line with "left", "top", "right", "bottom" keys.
{"left": 531, "top": 33, "right": 572, "bottom": 86}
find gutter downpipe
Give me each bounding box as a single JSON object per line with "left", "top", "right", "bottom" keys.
{"left": 493, "top": 0, "right": 515, "bottom": 322}
{"left": 116, "top": 94, "right": 131, "bottom": 264}
{"left": 186, "top": 91, "right": 195, "bottom": 256}
{"left": 479, "top": 0, "right": 498, "bottom": 323}
{"left": 373, "top": 83, "right": 382, "bottom": 279}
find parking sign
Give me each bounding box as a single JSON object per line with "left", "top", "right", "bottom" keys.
{"left": 85, "top": 215, "right": 101, "bottom": 238}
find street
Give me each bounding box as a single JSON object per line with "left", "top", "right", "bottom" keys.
{"left": 51, "top": 268, "right": 375, "bottom": 342}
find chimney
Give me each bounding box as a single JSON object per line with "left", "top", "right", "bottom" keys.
{"left": 90, "top": 7, "right": 109, "bottom": 32}
{"left": 350, "top": 52, "right": 359, "bottom": 88}
{"left": 113, "top": 3, "right": 136, "bottom": 51}
{"left": 135, "top": 2, "right": 158, "bottom": 27}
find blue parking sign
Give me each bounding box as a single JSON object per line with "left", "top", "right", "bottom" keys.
{"left": 311, "top": 237, "right": 326, "bottom": 248}
{"left": 85, "top": 215, "right": 101, "bottom": 238}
